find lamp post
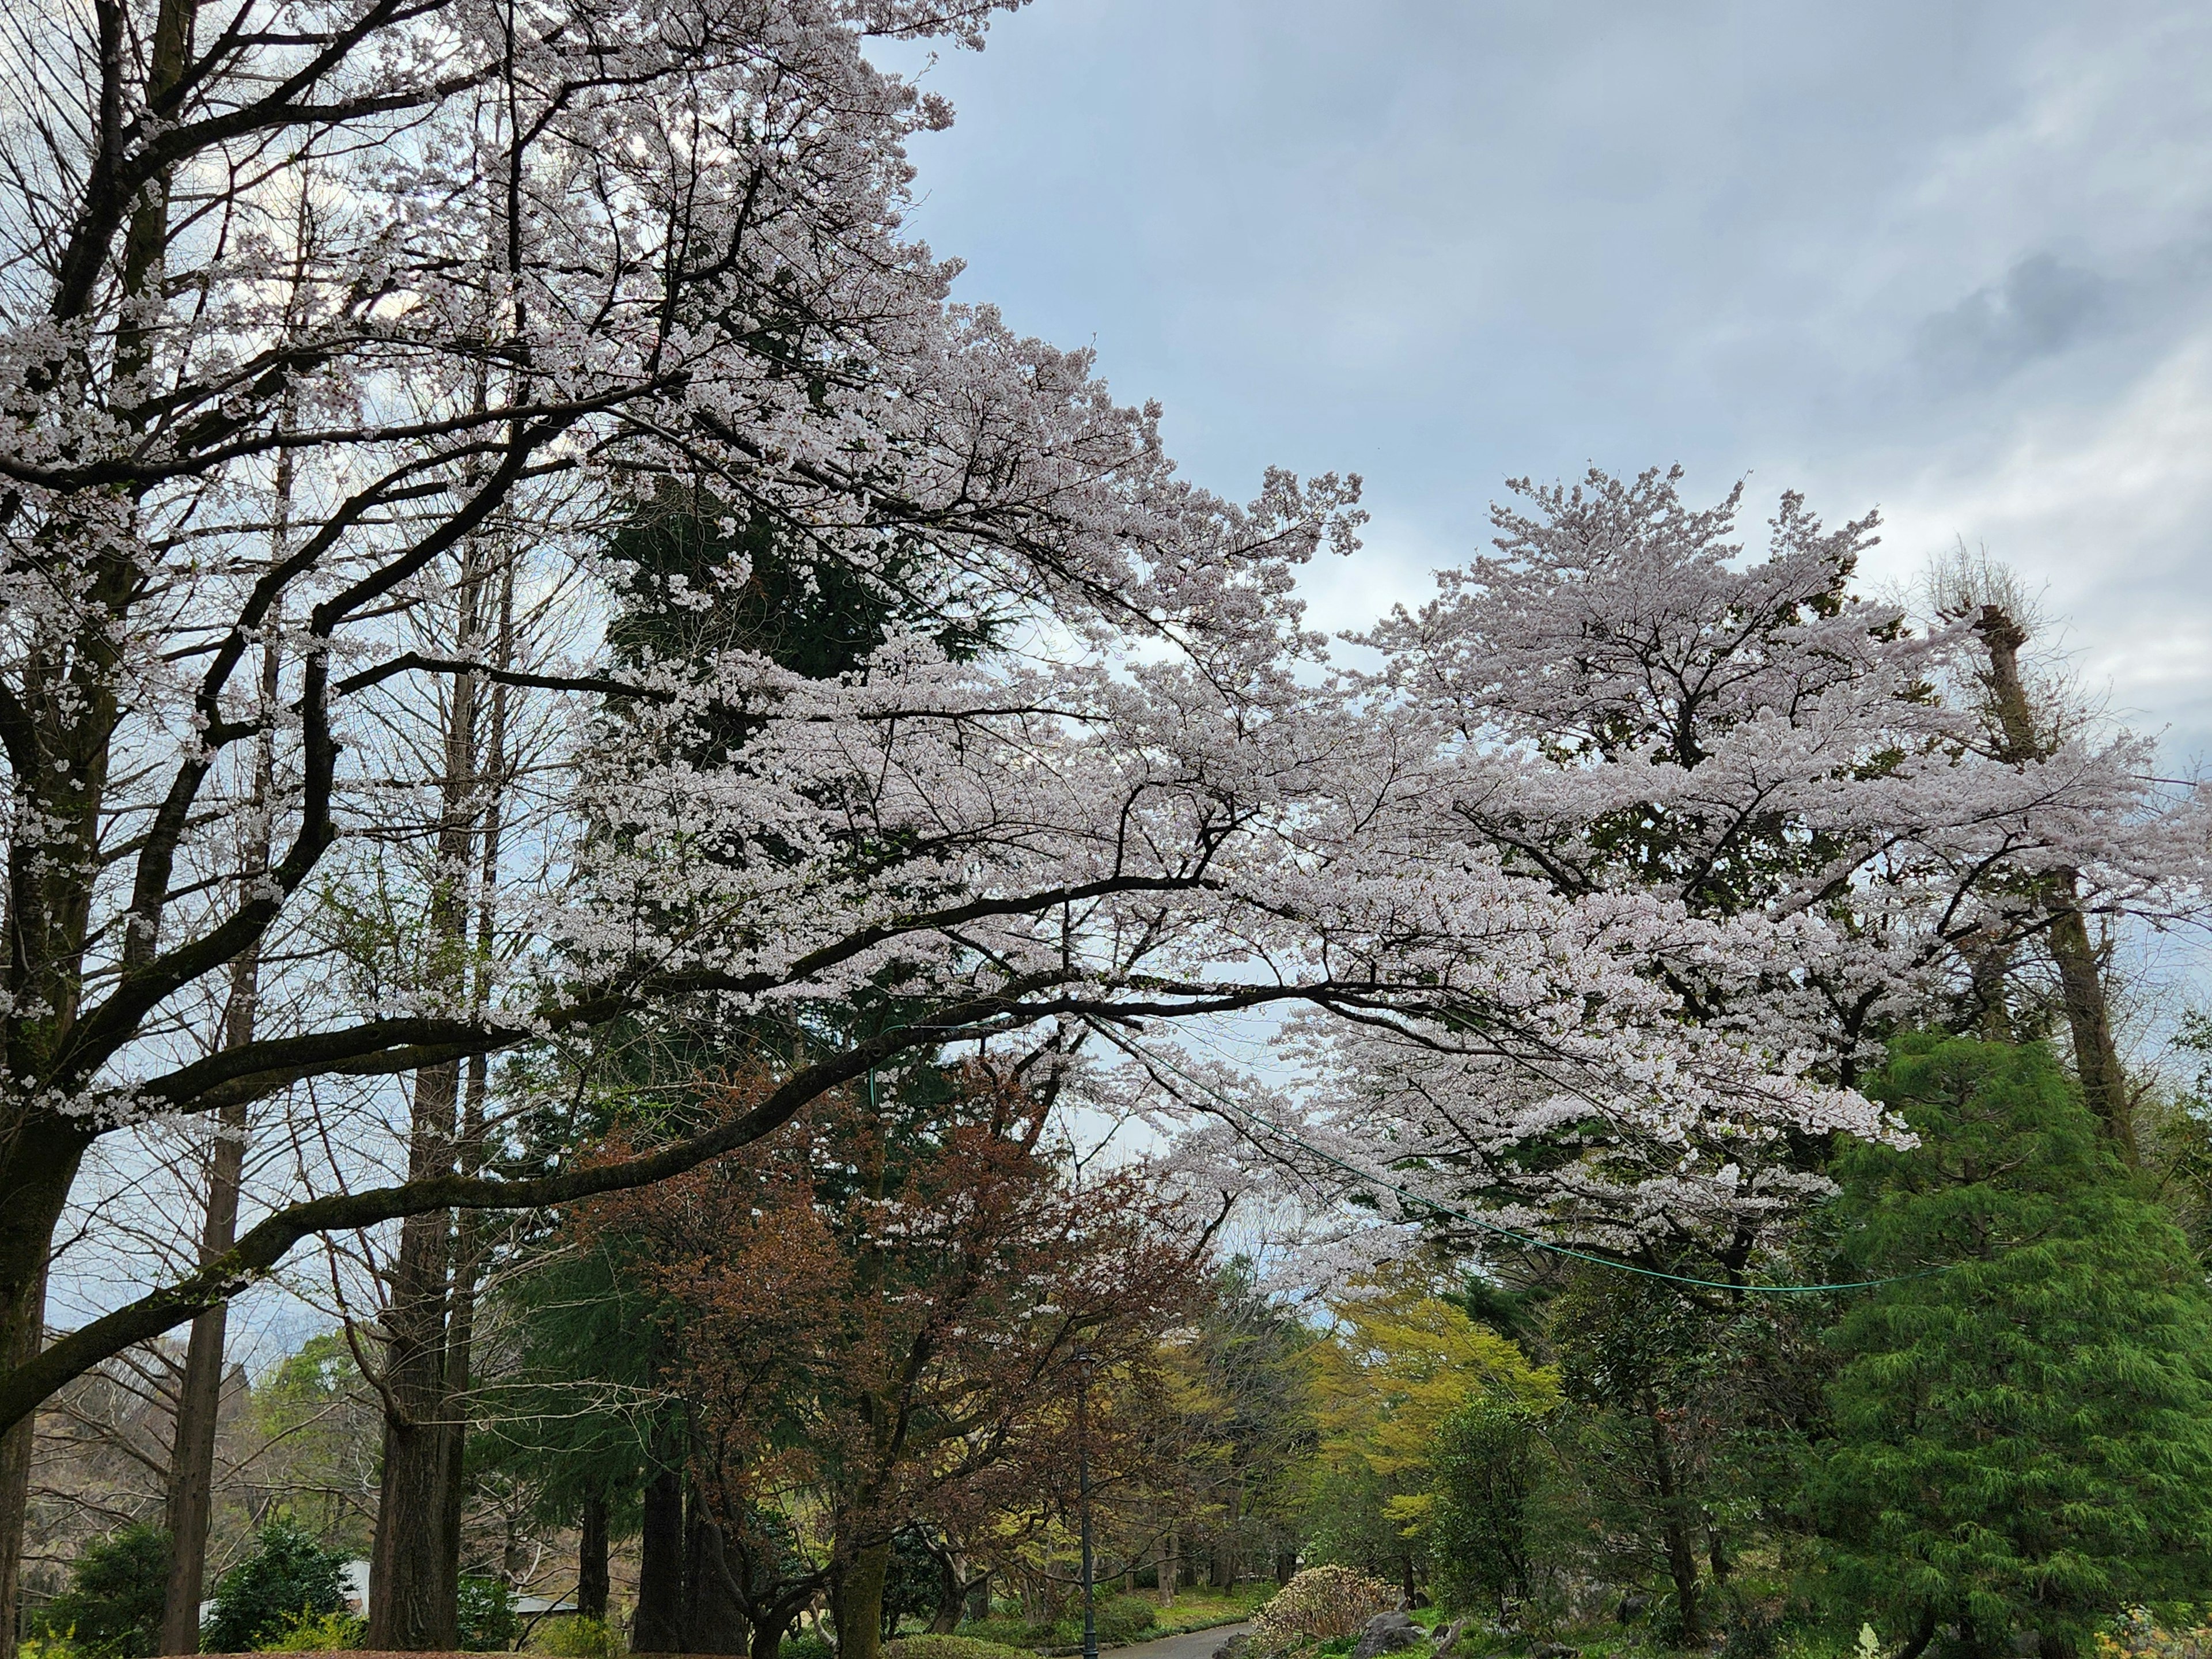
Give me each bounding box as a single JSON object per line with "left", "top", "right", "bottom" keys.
{"left": 1075, "top": 1349, "right": 1098, "bottom": 1659}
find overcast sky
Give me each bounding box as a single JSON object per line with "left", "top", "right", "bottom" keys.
{"left": 876, "top": 0, "right": 2212, "bottom": 766}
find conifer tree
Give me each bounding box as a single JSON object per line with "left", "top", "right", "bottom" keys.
{"left": 1813, "top": 1036, "right": 2212, "bottom": 1658}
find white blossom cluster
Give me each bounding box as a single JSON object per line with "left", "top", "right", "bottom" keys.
{"left": 1, "top": 0, "right": 2205, "bottom": 1397}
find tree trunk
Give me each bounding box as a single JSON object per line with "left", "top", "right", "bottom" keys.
{"left": 162, "top": 619, "right": 278, "bottom": 1654}
{"left": 927, "top": 1548, "right": 963, "bottom": 1635}
{"left": 1643, "top": 1407, "right": 1700, "bottom": 1647}
{"left": 2048, "top": 897, "right": 2132, "bottom": 1157}
{"left": 424, "top": 566, "right": 513, "bottom": 1622}
{"left": 429, "top": 1060, "right": 493, "bottom": 1633}
{"left": 367, "top": 1061, "right": 463, "bottom": 1651}
{"left": 748, "top": 1605, "right": 793, "bottom": 1659}
{"left": 158, "top": 1101, "right": 247, "bottom": 1653}
{"left": 634, "top": 1465, "right": 685, "bottom": 1652}
{"left": 684, "top": 1494, "right": 749, "bottom": 1654}
{"left": 830, "top": 1537, "right": 891, "bottom": 1659}
{"left": 1972, "top": 605, "right": 2133, "bottom": 1157}
{"left": 1897, "top": 1609, "right": 1939, "bottom": 1659}
{"left": 371, "top": 543, "right": 506, "bottom": 1647}
{"left": 0, "top": 1134, "right": 86, "bottom": 1642}
{"left": 1157, "top": 1533, "right": 1175, "bottom": 1608}
{"left": 578, "top": 1488, "right": 609, "bottom": 1622}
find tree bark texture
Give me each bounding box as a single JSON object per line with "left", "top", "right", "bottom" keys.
{"left": 371, "top": 1044, "right": 463, "bottom": 1613}
{"left": 1974, "top": 607, "right": 2134, "bottom": 1158}
{"left": 158, "top": 1101, "right": 247, "bottom": 1653}
{"left": 634, "top": 1464, "right": 685, "bottom": 1652}
{"left": 0, "top": 1244, "right": 59, "bottom": 1643}
{"left": 683, "top": 1494, "right": 749, "bottom": 1654}
{"left": 370, "top": 546, "right": 510, "bottom": 1646}
{"left": 926, "top": 1548, "right": 963, "bottom": 1635}
{"left": 578, "top": 1488, "right": 609, "bottom": 1622}
{"left": 830, "top": 1537, "right": 891, "bottom": 1659}
{"left": 1643, "top": 1406, "right": 1701, "bottom": 1647}
{"left": 368, "top": 1065, "right": 463, "bottom": 1650}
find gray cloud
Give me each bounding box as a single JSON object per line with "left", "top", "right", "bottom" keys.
{"left": 1916, "top": 252, "right": 2112, "bottom": 383}
{"left": 876, "top": 0, "right": 2212, "bottom": 764}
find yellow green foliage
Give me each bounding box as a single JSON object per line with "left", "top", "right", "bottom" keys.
{"left": 537, "top": 1615, "right": 626, "bottom": 1659}
{"left": 252, "top": 1609, "right": 367, "bottom": 1652}
{"left": 1309, "top": 1270, "right": 1557, "bottom": 1535}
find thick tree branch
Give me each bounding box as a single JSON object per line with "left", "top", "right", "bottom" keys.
{"left": 0, "top": 987, "right": 1047, "bottom": 1435}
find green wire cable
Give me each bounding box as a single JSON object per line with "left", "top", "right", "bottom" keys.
{"left": 1095, "top": 1022, "right": 1943, "bottom": 1297}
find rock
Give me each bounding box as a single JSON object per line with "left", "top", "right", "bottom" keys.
{"left": 1351, "top": 1612, "right": 1426, "bottom": 1659}
{"left": 1615, "top": 1594, "right": 1651, "bottom": 1625}
{"left": 1430, "top": 1619, "right": 1466, "bottom": 1656}
{"left": 1211, "top": 1636, "right": 1251, "bottom": 1659}
{"left": 1531, "top": 1644, "right": 1579, "bottom": 1659}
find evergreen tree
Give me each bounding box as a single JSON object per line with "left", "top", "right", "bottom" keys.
{"left": 31, "top": 1525, "right": 169, "bottom": 1659}
{"left": 1812, "top": 1035, "right": 2212, "bottom": 1659}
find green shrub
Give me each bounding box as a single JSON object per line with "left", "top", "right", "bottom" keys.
{"left": 457, "top": 1577, "right": 517, "bottom": 1652}
{"left": 203, "top": 1520, "right": 349, "bottom": 1654}
{"left": 30, "top": 1524, "right": 169, "bottom": 1659}
{"left": 1049, "top": 1596, "right": 1158, "bottom": 1649}
{"left": 952, "top": 1620, "right": 1035, "bottom": 1650}
{"left": 253, "top": 1610, "right": 366, "bottom": 1652}
{"left": 781, "top": 1633, "right": 835, "bottom": 1659}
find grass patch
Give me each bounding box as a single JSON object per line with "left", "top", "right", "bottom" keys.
{"left": 891, "top": 1637, "right": 1041, "bottom": 1659}
{"left": 955, "top": 1586, "right": 1267, "bottom": 1653}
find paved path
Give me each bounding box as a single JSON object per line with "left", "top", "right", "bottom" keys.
{"left": 1105, "top": 1623, "right": 1250, "bottom": 1659}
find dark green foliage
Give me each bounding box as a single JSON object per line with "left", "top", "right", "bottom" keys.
{"left": 603, "top": 488, "right": 998, "bottom": 780}
{"left": 201, "top": 1517, "right": 349, "bottom": 1653}
{"left": 1547, "top": 1272, "right": 1729, "bottom": 1641}
{"left": 605, "top": 494, "right": 992, "bottom": 685}
{"left": 1812, "top": 1035, "right": 2212, "bottom": 1656}
{"left": 32, "top": 1523, "right": 170, "bottom": 1658}
{"left": 476, "top": 1237, "right": 660, "bottom": 1535}
{"left": 881, "top": 1532, "right": 945, "bottom": 1640}
{"left": 959, "top": 1595, "right": 1156, "bottom": 1653}
{"left": 1428, "top": 1397, "right": 1544, "bottom": 1619}
{"left": 1301, "top": 1457, "right": 1411, "bottom": 1590}
{"left": 457, "top": 1575, "right": 517, "bottom": 1652}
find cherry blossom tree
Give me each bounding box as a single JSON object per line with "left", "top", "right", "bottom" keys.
{"left": 0, "top": 0, "right": 1948, "bottom": 1642}
{"left": 1246, "top": 467, "right": 2207, "bottom": 1275}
